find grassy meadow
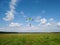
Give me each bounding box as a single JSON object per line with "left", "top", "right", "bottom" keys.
{"left": 0, "top": 33, "right": 60, "bottom": 45}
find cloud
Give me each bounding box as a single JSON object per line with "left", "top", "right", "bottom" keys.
{"left": 0, "top": 20, "right": 60, "bottom": 32}
{"left": 46, "top": 23, "right": 51, "bottom": 26}
{"left": 20, "top": 11, "right": 24, "bottom": 15}
{"left": 9, "top": 22, "right": 22, "bottom": 27}
{"left": 49, "top": 18, "right": 54, "bottom": 21}
{"left": 0, "top": 23, "right": 60, "bottom": 32}
{"left": 34, "top": 17, "right": 55, "bottom": 27}
{"left": 3, "top": 0, "right": 17, "bottom": 21}
{"left": 3, "top": 10, "right": 14, "bottom": 21}
{"left": 40, "top": 18, "right": 47, "bottom": 24}
{"left": 19, "top": 11, "right": 28, "bottom": 18}
{"left": 34, "top": 17, "right": 47, "bottom": 24}
{"left": 57, "top": 22, "right": 60, "bottom": 27}
{"left": 34, "top": 16, "right": 41, "bottom": 22}
{"left": 10, "top": 0, "right": 17, "bottom": 10}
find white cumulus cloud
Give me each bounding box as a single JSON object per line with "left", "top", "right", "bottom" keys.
{"left": 40, "top": 18, "right": 47, "bottom": 24}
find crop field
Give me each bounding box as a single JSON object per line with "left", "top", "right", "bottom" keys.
{"left": 0, "top": 33, "right": 60, "bottom": 45}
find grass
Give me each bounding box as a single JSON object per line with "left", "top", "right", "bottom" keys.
{"left": 0, "top": 33, "right": 60, "bottom": 45}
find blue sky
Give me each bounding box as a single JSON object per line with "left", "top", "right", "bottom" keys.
{"left": 0, "top": 0, "right": 60, "bottom": 32}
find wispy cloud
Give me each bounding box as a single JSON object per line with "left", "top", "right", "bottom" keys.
{"left": 19, "top": 11, "right": 28, "bottom": 18}
{"left": 49, "top": 18, "right": 54, "bottom": 21}
{"left": 34, "top": 16, "right": 41, "bottom": 22}
{"left": 9, "top": 22, "right": 22, "bottom": 27}
{"left": 3, "top": 0, "right": 18, "bottom": 21}
{"left": 20, "top": 11, "right": 24, "bottom": 15}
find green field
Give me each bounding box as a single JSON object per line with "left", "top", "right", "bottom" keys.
{"left": 0, "top": 33, "right": 60, "bottom": 45}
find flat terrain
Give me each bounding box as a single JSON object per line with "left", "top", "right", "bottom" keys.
{"left": 0, "top": 33, "right": 60, "bottom": 45}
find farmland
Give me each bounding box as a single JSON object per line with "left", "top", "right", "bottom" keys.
{"left": 0, "top": 33, "right": 60, "bottom": 45}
